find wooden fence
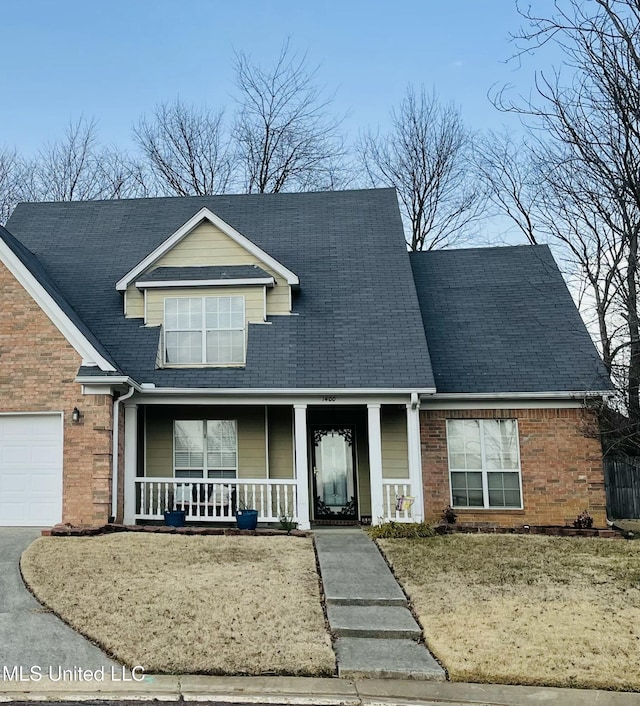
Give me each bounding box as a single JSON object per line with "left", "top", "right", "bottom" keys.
{"left": 603, "top": 456, "right": 640, "bottom": 519}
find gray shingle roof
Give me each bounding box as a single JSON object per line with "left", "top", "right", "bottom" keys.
{"left": 0, "top": 225, "right": 119, "bottom": 371}
{"left": 5, "top": 189, "right": 435, "bottom": 390}
{"left": 410, "top": 245, "right": 612, "bottom": 393}
{"left": 136, "top": 265, "right": 273, "bottom": 283}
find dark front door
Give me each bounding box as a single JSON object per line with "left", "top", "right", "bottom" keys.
{"left": 311, "top": 426, "right": 357, "bottom": 521}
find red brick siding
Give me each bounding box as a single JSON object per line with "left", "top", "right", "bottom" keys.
{"left": 0, "top": 259, "right": 113, "bottom": 525}
{"left": 420, "top": 407, "right": 607, "bottom": 527}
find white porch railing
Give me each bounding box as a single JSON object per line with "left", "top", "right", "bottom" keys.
{"left": 135, "top": 478, "right": 297, "bottom": 523}
{"left": 382, "top": 480, "right": 415, "bottom": 522}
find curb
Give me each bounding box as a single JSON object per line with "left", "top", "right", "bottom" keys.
{"left": 0, "top": 675, "right": 639, "bottom": 706}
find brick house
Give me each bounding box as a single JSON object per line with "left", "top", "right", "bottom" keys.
{"left": 0, "top": 189, "right": 612, "bottom": 528}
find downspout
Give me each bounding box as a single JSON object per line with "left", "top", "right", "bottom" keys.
{"left": 111, "top": 385, "right": 135, "bottom": 521}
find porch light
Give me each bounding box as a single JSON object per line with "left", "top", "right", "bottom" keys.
{"left": 71, "top": 407, "right": 82, "bottom": 423}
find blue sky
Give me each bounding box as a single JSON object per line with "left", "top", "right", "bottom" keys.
{"left": 1, "top": 0, "right": 558, "bottom": 155}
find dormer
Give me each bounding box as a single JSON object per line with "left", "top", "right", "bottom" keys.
{"left": 115, "top": 208, "right": 299, "bottom": 367}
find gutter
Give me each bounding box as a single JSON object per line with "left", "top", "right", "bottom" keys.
{"left": 421, "top": 390, "right": 614, "bottom": 401}
{"left": 111, "top": 385, "right": 135, "bottom": 521}
{"left": 134, "top": 386, "right": 438, "bottom": 396}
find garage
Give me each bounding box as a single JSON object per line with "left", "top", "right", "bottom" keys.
{"left": 0, "top": 414, "right": 63, "bottom": 526}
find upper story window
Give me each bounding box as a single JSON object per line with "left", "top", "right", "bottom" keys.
{"left": 164, "top": 296, "right": 245, "bottom": 365}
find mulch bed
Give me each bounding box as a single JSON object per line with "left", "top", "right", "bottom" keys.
{"left": 44, "top": 522, "right": 310, "bottom": 538}
{"left": 436, "top": 523, "right": 622, "bottom": 538}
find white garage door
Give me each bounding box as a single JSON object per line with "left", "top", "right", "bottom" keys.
{"left": 0, "top": 414, "right": 63, "bottom": 526}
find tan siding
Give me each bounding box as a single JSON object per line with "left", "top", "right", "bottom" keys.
{"left": 238, "top": 407, "right": 267, "bottom": 478}
{"left": 145, "top": 409, "right": 173, "bottom": 477}
{"left": 145, "top": 406, "right": 266, "bottom": 479}
{"left": 268, "top": 407, "right": 294, "bottom": 479}
{"left": 145, "top": 286, "right": 265, "bottom": 327}
{"left": 125, "top": 287, "right": 144, "bottom": 319}
{"left": 158, "top": 222, "right": 257, "bottom": 267}
{"left": 265, "top": 283, "right": 290, "bottom": 315}
{"left": 152, "top": 221, "right": 291, "bottom": 314}
{"left": 356, "top": 425, "right": 371, "bottom": 517}
{"left": 381, "top": 406, "right": 409, "bottom": 479}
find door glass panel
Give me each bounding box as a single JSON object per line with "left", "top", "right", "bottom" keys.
{"left": 313, "top": 428, "right": 355, "bottom": 517}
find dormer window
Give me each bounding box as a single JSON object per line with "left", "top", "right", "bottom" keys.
{"left": 164, "top": 296, "right": 245, "bottom": 365}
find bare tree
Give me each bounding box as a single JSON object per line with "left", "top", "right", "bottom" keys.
{"left": 0, "top": 147, "right": 25, "bottom": 225}
{"left": 233, "top": 40, "right": 346, "bottom": 193}
{"left": 134, "top": 100, "right": 233, "bottom": 196}
{"left": 473, "top": 131, "right": 540, "bottom": 245}
{"left": 24, "top": 118, "right": 144, "bottom": 202}
{"left": 359, "top": 86, "right": 485, "bottom": 250}
{"left": 487, "top": 0, "right": 640, "bottom": 426}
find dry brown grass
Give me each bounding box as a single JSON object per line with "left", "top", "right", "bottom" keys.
{"left": 21, "top": 534, "right": 335, "bottom": 676}
{"left": 378, "top": 535, "right": 640, "bottom": 691}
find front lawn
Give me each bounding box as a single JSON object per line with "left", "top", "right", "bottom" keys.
{"left": 378, "top": 534, "right": 640, "bottom": 691}
{"left": 21, "top": 533, "right": 335, "bottom": 676}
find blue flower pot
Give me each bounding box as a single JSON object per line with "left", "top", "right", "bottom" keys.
{"left": 164, "top": 510, "right": 186, "bottom": 527}
{"left": 236, "top": 509, "right": 258, "bottom": 530}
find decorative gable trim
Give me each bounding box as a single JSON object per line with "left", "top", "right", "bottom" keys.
{"left": 0, "top": 238, "right": 116, "bottom": 371}
{"left": 116, "top": 207, "right": 299, "bottom": 291}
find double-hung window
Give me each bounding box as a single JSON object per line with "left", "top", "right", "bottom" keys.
{"left": 164, "top": 296, "right": 245, "bottom": 365}
{"left": 174, "top": 420, "right": 238, "bottom": 479}
{"left": 447, "top": 419, "right": 522, "bottom": 509}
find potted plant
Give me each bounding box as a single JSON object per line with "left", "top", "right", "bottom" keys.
{"left": 236, "top": 499, "right": 258, "bottom": 530}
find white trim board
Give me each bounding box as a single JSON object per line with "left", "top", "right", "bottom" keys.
{"left": 116, "top": 208, "right": 299, "bottom": 291}
{"left": 0, "top": 237, "right": 116, "bottom": 371}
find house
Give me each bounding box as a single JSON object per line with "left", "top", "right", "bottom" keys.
{"left": 0, "top": 188, "right": 612, "bottom": 529}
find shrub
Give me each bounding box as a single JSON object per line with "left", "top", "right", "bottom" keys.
{"left": 367, "top": 521, "right": 435, "bottom": 539}
{"left": 573, "top": 510, "right": 594, "bottom": 529}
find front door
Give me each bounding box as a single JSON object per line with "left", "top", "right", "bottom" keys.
{"left": 311, "top": 426, "right": 357, "bottom": 521}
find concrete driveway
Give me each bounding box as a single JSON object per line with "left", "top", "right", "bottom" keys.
{"left": 0, "top": 528, "right": 116, "bottom": 671}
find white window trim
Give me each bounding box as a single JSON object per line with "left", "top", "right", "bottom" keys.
{"left": 173, "top": 419, "right": 238, "bottom": 478}
{"left": 446, "top": 419, "right": 524, "bottom": 510}
{"left": 163, "top": 295, "right": 246, "bottom": 366}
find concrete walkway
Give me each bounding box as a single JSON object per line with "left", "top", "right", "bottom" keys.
{"left": 0, "top": 528, "right": 116, "bottom": 670}
{"left": 314, "top": 528, "right": 445, "bottom": 680}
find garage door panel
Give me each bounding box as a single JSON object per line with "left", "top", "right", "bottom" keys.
{"left": 0, "top": 414, "right": 63, "bottom": 526}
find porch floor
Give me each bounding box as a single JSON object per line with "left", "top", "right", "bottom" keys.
{"left": 313, "top": 528, "right": 444, "bottom": 680}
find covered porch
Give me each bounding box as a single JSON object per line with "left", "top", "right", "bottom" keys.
{"left": 121, "top": 395, "right": 424, "bottom": 529}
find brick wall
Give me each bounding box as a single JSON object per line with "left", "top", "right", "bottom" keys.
{"left": 420, "top": 407, "right": 607, "bottom": 527}
{"left": 0, "top": 260, "right": 113, "bottom": 525}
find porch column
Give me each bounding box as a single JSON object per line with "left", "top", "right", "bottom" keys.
{"left": 122, "top": 403, "right": 138, "bottom": 525}
{"left": 294, "top": 404, "right": 311, "bottom": 530}
{"left": 368, "top": 404, "right": 384, "bottom": 525}
{"left": 406, "top": 402, "right": 424, "bottom": 523}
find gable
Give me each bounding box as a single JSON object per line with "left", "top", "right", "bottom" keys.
{"left": 157, "top": 219, "right": 266, "bottom": 268}
{"left": 116, "top": 207, "right": 299, "bottom": 290}
{"left": 122, "top": 213, "right": 295, "bottom": 320}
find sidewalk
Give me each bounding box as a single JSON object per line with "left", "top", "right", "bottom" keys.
{"left": 0, "top": 674, "right": 638, "bottom": 705}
